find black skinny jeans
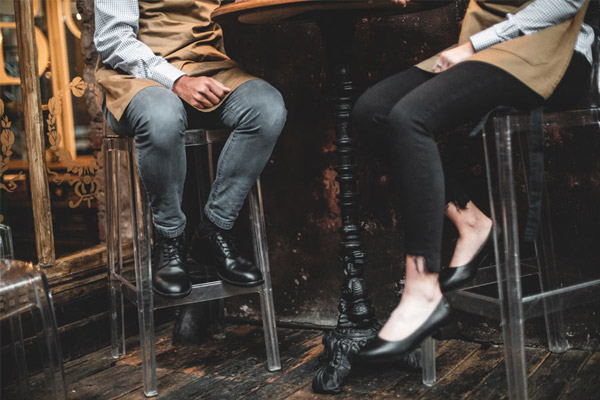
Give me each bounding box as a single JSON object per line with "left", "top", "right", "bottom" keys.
{"left": 353, "top": 55, "right": 590, "bottom": 273}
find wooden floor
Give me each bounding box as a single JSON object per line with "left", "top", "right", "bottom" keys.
{"left": 18, "top": 324, "right": 600, "bottom": 399}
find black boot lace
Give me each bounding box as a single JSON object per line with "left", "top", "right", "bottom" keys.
{"left": 158, "top": 236, "right": 185, "bottom": 268}
{"left": 213, "top": 231, "right": 239, "bottom": 258}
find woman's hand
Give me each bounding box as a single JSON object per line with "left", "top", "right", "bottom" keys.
{"left": 391, "top": 0, "right": 410, "bottom": 6}
{"left": 432, "top": 42, "right": 475, "bottom": 73}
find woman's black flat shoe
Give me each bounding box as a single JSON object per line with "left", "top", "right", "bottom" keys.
{"left": 439, "top": 228, "right": 495, "bottom": 293}
{"left": 357, "top": 297, "right": 452, "bottom": 364}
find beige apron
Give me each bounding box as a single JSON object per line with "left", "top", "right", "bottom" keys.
{"left": 96, "top": 0, "right": 256, "bottom": 121}
{"left": 417, "top": 0, "right": 591, "bottom": 99}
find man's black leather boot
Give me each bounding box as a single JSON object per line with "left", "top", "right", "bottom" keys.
{"left": 152, "top": 233, "right": 192, "bottom": 298}
{"left": 190, "top": 223, "right": 264, "bottom": 288}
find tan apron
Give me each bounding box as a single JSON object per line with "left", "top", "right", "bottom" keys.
{"left": 96, "top": 0, "right": 256, "bottom": 121}
{"left": 417, "top": 0, "right": 591, "bottom": 99}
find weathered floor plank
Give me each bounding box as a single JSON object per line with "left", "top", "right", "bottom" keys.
{"left": 465, "top": 346, "right": 549, "bottom": 400}
{"left": 528, "top": 349, "right": 590, "bottom": 400}
{"left": 15, "top": 324, "right": 599, "bottom": 400}
{"left": 418, "top": 344, "right": 505, "bottom": 399}
{"left": 383, "top": 339, "right": 480, "bottom": 399}
{"left": 559, "top": 352, "right": 600, "bottom": 399}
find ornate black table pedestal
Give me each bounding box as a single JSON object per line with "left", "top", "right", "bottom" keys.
{"left": 209, "top": 1, "right": 454, "bottom": 394}
{"left": 311, "top": 15, "right": 421, "bottom": 395}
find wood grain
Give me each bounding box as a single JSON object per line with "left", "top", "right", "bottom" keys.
{"left": 14, "top": 324, "right": 600, "bottom": 400}
{"left": 14, "top": 0, "right": 56, "bottom": 266}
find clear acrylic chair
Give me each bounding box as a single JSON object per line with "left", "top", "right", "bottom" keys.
{"left": 0, "top": 259, "right": 68, "bottom": 399}
{"left": 419, "top": 115, "right": 600, "bottom": 396}
{"left": 440, "top": 108, "right": 600, "bottom": 399}
{"left": 421, "top": 8, "right": 600, "bottom": 398}
{"left": 0, "top": 223, "right": 14, "bottom": 259}
{"left": 102, "top": 127, "right": 281, "bottom": 397}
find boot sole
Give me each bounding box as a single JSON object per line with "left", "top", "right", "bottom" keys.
{"left": 152, "top": 286, "right": 193, "bottom": 299}
{"left": 217, "top": 271, "right": 265, "bottom": 288}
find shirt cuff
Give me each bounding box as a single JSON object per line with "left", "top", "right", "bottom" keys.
{"left": 150, "top": 62, "right": 187, "bottom": 90}
{"left": 470, "top": 19, "right": 521, "bottom": 52}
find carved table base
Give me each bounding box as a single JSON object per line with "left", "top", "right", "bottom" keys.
{"left": 311, "top": 15, "right": 421, "bottom": 394}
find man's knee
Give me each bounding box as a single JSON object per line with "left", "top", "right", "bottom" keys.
{"left": 127, "top": 86, "right": 188, "bottom": 149}
{"left": 238, "top": 80, "right": 287, "bottom": 138}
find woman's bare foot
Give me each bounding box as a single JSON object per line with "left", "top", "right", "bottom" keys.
{"left": 445, "top": 201, "right": 492, "bottom": 268}
{"left": 378, "top": 256, "right": 443, "bottom": 342}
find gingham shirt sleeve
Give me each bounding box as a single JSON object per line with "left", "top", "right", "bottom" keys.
{"left": 94, "top": 0, "right": 186, "bottom": 89}
{"left": 470, "top": 0, "right": 589, "bottom": 52}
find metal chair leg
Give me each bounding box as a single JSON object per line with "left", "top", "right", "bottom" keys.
{"left": 248, "top": 180, "right": 281, "bottom": 372}
{"left": 421, "top": 336, "right": 436, "bottom": 387}
{"left": 128, "top": 141, "right": 158, "bottom": 397}
{"left": 104, "top": 138, "right": 126, "bottom": 358}
{"left": 485, "top": 118, "right": 528, "bottom": 400}
{"left": 516, "top": 132, "right": 568, "bottom": 353}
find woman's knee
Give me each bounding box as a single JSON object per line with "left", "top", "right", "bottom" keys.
{"left": 352, "top": 88, "right": 379, "bottom": 132}
{"left": 388, "top": 101, "right": 435, "bottom": 144}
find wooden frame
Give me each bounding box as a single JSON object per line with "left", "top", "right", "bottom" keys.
{"left": 12, "top": 0, "right": 114, "bottom": 307}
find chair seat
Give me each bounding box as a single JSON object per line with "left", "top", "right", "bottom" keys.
{"left": 489, "top": 107, "right": 600, "bottom": 133}
{"left": 184, "top": 128, "right": 230, "bottom": 146}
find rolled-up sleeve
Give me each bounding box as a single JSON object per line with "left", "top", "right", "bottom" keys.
{"left": 470, "top": 0, "right": 589, "bottom": 53}
{"left": 94, "top": 0, "right": 186, "bottom": 89}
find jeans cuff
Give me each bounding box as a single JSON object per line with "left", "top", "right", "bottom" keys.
{"left": 153, "top": 222, "right": 186, "bottom": 239}
{"left": 204, "top": 207, "right": 234, "bottom": 230}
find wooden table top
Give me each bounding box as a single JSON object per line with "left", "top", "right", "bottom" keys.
{"left": 212, "top": 0, "right": 450, "bottom": 25}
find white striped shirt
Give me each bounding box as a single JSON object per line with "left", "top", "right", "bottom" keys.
{"left": 94, "top": 0, "right": 186, "bottom": 89}
{"left": 470, "top": 0, "right": 595, "bottom": 64}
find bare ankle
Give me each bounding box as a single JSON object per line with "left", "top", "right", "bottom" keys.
{"left": 447, "top": 201, "right": 491, "bottom": 236}
{"left": 402, "top": 279, "right": 442, "bottom": 302}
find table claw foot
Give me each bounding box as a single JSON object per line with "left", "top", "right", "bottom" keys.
{"left": 312, "top": 332, "right": 367, "bottom": 394}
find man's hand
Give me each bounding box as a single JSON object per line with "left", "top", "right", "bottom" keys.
{"left": 432, "top": 42, "right": 475, "bottom": 73}
{"left": 391, "top": 0, "right": 410, "bottom": 5}
{"left": 172, "top": 76, "right": 231, "bottom": 109}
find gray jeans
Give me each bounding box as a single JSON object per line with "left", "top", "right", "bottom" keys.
{"left": 104, "top": 79, "right": 287, "bottom": 238}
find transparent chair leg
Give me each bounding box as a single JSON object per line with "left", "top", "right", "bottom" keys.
{"left": 35, "top": 274, "right": 68, "bottom": 399}
{"left": 8, "top": 304, "right": 30, "bottom": 399}
{"left": 115, "top": 140, "right": 127, "bottom": 355}
{"left": 537, "top": 188, "right": 569, "bottom": 352}
{"left": 104, "top": 139, "right": 126, "bottom": 359}
{"left": 248, "top": 180, "right": 281, "bottom": 372}
{"left": 128, "top": 142, "right": 158, "bottom": 397}
{"left": 516, "top": 132, "right": 568, "bottom": 353}
{"left": 486, "top": 119, "right": 528, "bottom": 400}
{"left": 194, "top": 145, "right": 226, "bottom": 339}
{"left": 421, "top": 336, "right": 436, "bottom": 387}
{"left": 28, "top": 283, "right": 55, "bottom": 397}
